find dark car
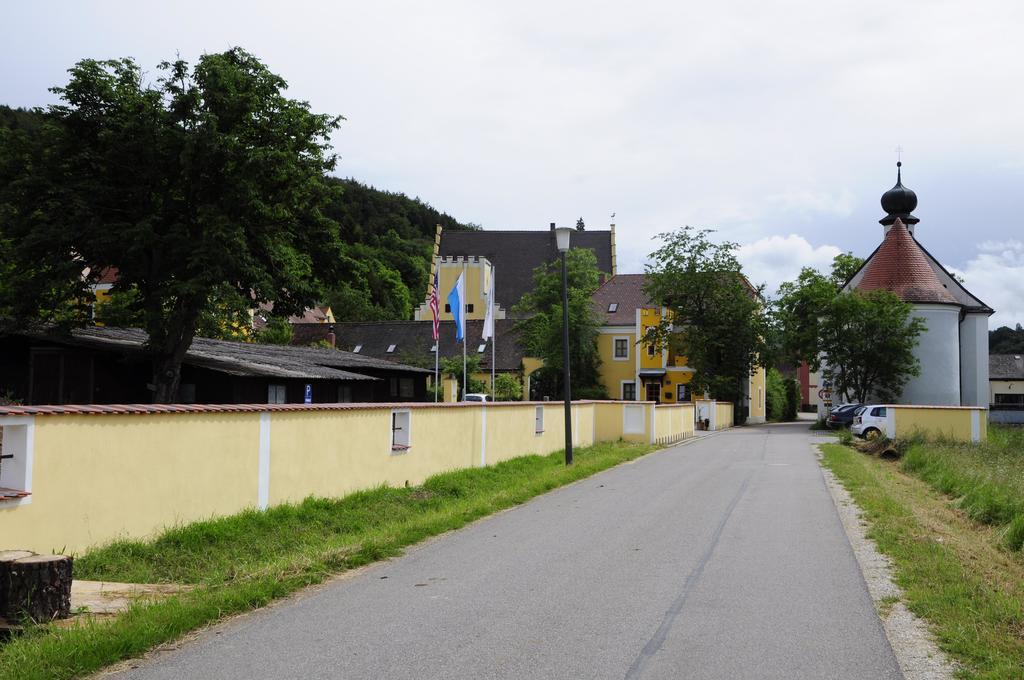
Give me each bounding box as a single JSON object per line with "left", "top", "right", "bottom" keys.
{"left": 827, "top": 403, "right": 863, "bottom": 429}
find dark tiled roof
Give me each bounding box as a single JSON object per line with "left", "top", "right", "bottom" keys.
{"left": 293, "top": 319, "right": 526, "bottom": 371}
{"left": 591, "top": 274, "right": 654, "bottom": 325}
{"left": 13, "top": 326, "right": 430, "bottom": 381}
{"left": 990, "top": 354, "right": 1024, "bottom": 380}
{"left": 439, "top": 229, "right": 613, "bottom": 311}
{"left": 856, "top": 220, "right": 960, "bottom": 305}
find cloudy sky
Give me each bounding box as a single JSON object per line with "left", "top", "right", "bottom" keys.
{"left": 3, "top": 1, "right": 1023, "bottom": 327}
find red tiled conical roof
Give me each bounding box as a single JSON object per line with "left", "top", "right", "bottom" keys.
{"left": 857, "top": 219, "right": 959, "bottom": 305}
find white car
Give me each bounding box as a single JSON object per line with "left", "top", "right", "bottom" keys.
{"left": 464, "top": 393, "right": 492, "bottom": 402}
{"left": 851, "top": 405, "right": 889, "bottom": 439}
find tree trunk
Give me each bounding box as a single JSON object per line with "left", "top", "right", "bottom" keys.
{"left": 2, "top": 554, "right": 73, "bottom": 622}
{"left": 0, "top": 550, "right": 35, "bottom": 617}
{"left": 149, "top": 303, "right": 202, "bottom": 403}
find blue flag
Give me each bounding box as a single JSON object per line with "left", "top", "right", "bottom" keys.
{"left": 447, "top": 272, "right": 465, "bottom": 342}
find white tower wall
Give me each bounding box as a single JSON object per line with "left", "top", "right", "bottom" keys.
{"left": 900, "top": 304, "right": 961, "bottom": 406}
{"left": 959, "top": 312, "right": 990, "bottom": 407}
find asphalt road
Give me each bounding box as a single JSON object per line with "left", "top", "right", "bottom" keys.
{"left": 114, "top": 422, "right": 901, "bottom": 679}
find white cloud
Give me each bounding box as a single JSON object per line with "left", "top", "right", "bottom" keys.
{"left": 737, "top": 235, "right": 842, "bottom": 297}
{"left": 947, "top": 241, "right": 1024, "bottom": 330}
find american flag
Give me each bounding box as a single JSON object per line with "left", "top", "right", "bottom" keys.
{"left": 429, "top": 267, "right": 440, "bottom": 341}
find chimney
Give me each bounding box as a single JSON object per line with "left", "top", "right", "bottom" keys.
{"left": 326, "top": 325, "right": 336, "bottom": 349}
{"left": 550, "top": 222, "right": 556, "bottom": 231}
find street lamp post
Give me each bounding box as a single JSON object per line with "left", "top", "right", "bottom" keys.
{"left": 554, "top": 224, "right": 574, "bottom": 465}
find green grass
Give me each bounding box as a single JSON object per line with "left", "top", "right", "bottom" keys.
{"left": 899, "top": 425, "right": 1024, "bottom": 551}
{"left": 0, "top": 440, "right": 656, "bottom": 680}
{"left": 821, "top": 441, "right": 1024, "bottom": 679}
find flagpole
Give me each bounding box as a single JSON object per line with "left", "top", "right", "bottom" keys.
{"left": 490, "top": 264, "right": 496, "bottom": 400}
{"left": 434, "top": 342, "right": 439, "bottom": 403}
{"left": 462, "top": 260, "right": 467, "bottom": 400}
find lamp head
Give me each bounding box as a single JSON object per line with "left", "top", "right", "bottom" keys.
{"left": 554, "top": 226, "right": 573, "bottom": 253}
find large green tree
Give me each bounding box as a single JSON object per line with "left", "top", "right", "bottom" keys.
{"left": 774, "top": 252, "right": 864, "bottom": 364}
{"left": 0, "top": 49, "right": 345, "bottom": 401}
{"left": 514, "top": 248, "right": 607, "bottom": 399}
{"left": 644, "top": 226, "right": 768, "bottom": 410}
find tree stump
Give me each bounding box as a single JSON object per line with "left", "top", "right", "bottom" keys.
{"left": 2, "top": 554, "right": 72, "bottom": 622}
{"left": 0, "top": 550, "right": 36, "bottom": 618}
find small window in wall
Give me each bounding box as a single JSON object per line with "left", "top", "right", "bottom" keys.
{"left": 268, "top": 384, "right": 287, "bottom": 404}
{"left": 386, "top": 344, "right": 396, "bottom": 353}
{"left": 0, "top": 423, "right": 32, "bottom": 502}
{"left": 608, "top": 303, "right": 618, "bottom": 313}
{"left": 391, "top": 410, "right": 411, "bottom": 451}
{"left": 614, "top": 338, "right": 628, "bottom": 359}
{"left": 338, "top": 385, "right": 353, "bottom": 403}
{"left": 534, "top": 406, "right": 544, "bottom": 434}
{"left": 352, "top": 345, "right": 362, "bottom": 353}
{"left": 399, "top": 378, "right": 415, "bottom": 399}
{"left": 677, "top": 384, "right": 687, "bottom": 402}
{"left": 466, "top": 304, "right": 474, "bottom": 313}
{"left": 622, "top": 382, "right": 636, "bottom": 401}
{"left": 647, "top": 343, "right": 656, "bottom": 358}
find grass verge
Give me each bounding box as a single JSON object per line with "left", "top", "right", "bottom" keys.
{"left": 821, "top": 442, "right": 1024, "bottom": 679}
{"left": 899, "top": 426, "right": 1024, "bottom": 551}
{"left": 0, "top": 440, "right": 656, "bottom": 680}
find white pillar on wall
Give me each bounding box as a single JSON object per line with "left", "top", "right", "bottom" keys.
{"left": 959, "top": 312, "right": 990, "bottom": 408}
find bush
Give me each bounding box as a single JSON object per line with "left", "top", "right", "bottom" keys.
{"left": 765, "top": 368, "right": 787, "bottom": 421}
{"left": 494, "top": 373, "right": 523, "bottom": 401}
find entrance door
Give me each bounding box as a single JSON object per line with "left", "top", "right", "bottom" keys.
{"left": 645, "top": 381, "right": 661, "bottom": 403}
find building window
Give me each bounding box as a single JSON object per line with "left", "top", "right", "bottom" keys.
{"left": 995, "top": 393, "right": 1024, "bottom": 406}
{"left": 466, "top": 304, "right": 475, "bottom": 313}
{"left": 677, "top": 384, "right": 687, "bottom": 402}
{"left": 399, "top": 378, "right": 415, "bottom": 399}
{"left": 645, "top": 382, "right": 661, "bottom": 403}
{"left": 608, "top": 303, "right": 618, "bottom": 313}
{"left": 758, "top": 387, "right": 763, "bottom": 410}
{"left": 431, "top": 343, "right": 438, "bottom": 352}
{"left": 445, "top": 303, "right": 451, "bottom": 313}
{"left": 614, "top": 338, "right": 629, "bottom": 360}
{"left": 391, "top": 410, "right": 411, "bottom": 451}
{"left": 535, "top": 406, "right": 544, "bottom": 434}
{"left": 647, "top": 343, "right": 656, "bottom": 358}
{"left": 268, "top": 384, "right": 287, "bottom": 404}
{"left": 478, "top": 344, "right": 487, "bottom": 353}
{"left": 386, "top": 344, "right": 396, "bottom": 353}
{"left": 0, "top": 422, "right": 33, "bottom": 503}
{"left": 352, "top": 344, "right": 362, "bottom": 353}
{"left": 389, "top": 377, "right": 399, "bottom": 397}
{"left": 338, "top": 385, "right": 353, "bottom": 403}
{"left": 618, "top": 378, "right": 634, "bottom": 401}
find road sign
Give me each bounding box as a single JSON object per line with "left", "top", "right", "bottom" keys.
{"left": 304, "top": 384, "right": 312, "bottom": 404}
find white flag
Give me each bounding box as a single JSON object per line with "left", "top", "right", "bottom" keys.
{"left": 482, "top": 264, "right": 495, "bottom": 341}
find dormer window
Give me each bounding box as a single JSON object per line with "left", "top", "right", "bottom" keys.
{"left": 386, "top": 344, "right": 396, "bottom": 353}
{"left": 430, "top": 343, "right": 438, "bottom": 352}
{"left": 352, "top": 345, "right": 362, "bottom": 353}
{"left": 478, "top": 344, "right": 487, "bottom": 353}
{"left": 608, "top": 303, "right": 618, "bottom": 313}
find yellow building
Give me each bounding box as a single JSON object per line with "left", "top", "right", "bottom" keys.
{"left": 591, "top": 274, "right": 767, "bottom": 423}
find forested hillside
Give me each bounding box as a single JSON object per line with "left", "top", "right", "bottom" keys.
{"left": 323, "top": 177, "right": 475, "bottom": 321}
{"left": 0, "top": 105, "right": 475, "bottom": 323}
{"left": 991, "top": 325, "right": 1024, "bottom": 354}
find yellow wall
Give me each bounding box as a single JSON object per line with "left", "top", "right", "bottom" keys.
{"left": 418, "top": 257, "right": 496, "bottom": 322}
{"left": 0, "top": 413, "right": 259, "bottom": 554}
{"left": 0, "top": 401, "right": 646, "bottom": 554}
{"left": 597, "top": 330, "right": 637, "bottom": 400}
{"left": 890, "top": 406, "right": 985, "bottom": 443}
{"left": 653, "top": 404, "right": 695, "bottom": 444}
{"left": 639, "top": 308, "right": 662, "bottom": 370}
{"left": 749, "top": 366, "right": 766, "bottom": 421}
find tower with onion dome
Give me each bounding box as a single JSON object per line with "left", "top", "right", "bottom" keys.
{"left": 840, "top": 164, "right": 993, "bottom": 407}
